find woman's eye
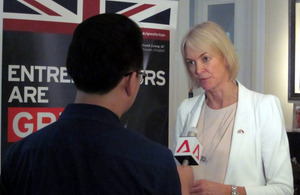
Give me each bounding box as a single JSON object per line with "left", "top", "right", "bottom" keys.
{"left": 202, "top": 56, "right": 210, "bottom": 62}
{"left": 186, "top": 60, "right": 195, "bottom": 66}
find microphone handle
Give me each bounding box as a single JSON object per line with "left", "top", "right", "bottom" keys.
{"left": 182, "top": 159, "right": 189, "bottom": 166}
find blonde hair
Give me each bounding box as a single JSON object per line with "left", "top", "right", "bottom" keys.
{"left": 181, "top": 21, "right": 239, "bottom": 81}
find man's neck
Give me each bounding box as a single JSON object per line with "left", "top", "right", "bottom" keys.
{"left": 74, "top": 90, "right": 125, "bottom": 118}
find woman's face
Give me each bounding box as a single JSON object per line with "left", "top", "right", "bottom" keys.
{"left": 185, "top": 46, "right": 230, "bottom": 92}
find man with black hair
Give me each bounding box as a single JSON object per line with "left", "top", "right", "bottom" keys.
{"left": 0, "top": 13, "right": 189, "bottom": 194}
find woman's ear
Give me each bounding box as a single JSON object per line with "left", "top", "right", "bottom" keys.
{"left": 224, "top": 58, "right": 229, "bottom": 67}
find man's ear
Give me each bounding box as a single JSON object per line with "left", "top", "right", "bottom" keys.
{"left": 124, "top": 72, "right": 138, "bottom": 97}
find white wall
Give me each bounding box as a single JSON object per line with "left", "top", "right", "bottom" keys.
{"left": 168, "top": 0, "right": 190, "bottom": 148}
{"left": 265, "top": 0, "right": 294, "bottom": 130}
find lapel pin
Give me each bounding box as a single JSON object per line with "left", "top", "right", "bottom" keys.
{"left": 237, "top": 129, "right": 244, "bottom": 134}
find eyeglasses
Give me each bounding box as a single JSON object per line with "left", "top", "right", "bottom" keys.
{"left": 124, "top": 70, "right": 147, "bottom": 84}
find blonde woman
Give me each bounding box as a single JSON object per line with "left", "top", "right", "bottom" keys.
{"left": 173, "top": 21, "right": 293, "bottom": 195}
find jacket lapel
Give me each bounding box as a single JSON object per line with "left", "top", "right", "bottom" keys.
{"left": 225, "top": 82, "right": 252, "bottom": 182}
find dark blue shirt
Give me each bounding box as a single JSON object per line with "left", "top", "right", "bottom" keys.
{"left": 1, "top": 104, "right": 181, "bottom": 195}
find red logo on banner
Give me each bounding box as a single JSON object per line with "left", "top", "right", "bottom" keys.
{"left": 142, "top": 28, "right": 170, "bottom": 41}
{"left": 8, "top": 107, "right": 64, "bottom": 142}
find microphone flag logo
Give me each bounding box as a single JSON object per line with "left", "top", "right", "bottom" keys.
{"left": 193, "top": 144, "right": 200, "bottom": 161}
{"left": 176, "top": 140, "right": 190, "bottom": 153}
{"left": 176, "top": 139, "right": 200, "bottom": 161}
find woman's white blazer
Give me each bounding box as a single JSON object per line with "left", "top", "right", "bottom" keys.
{"left": 173, "top": 81, "right": 294, "bottom": 195}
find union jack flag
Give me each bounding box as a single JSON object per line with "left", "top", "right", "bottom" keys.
{"left": 3, "top": 0, "right": 178, "bottom": 35}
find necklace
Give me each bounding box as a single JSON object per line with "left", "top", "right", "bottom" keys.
{"left": 197, "top": 101, "right": 237, "bottom": 164}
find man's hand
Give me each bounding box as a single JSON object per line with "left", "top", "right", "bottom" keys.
{"left": 177, "top": 166, "right": 194, "bottom": 195}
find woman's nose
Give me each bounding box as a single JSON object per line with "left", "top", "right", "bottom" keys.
{"left": 195, "top": 63, "right": 205, "bottom": 75}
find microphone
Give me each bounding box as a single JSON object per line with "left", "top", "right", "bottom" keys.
{"left": 174, "top": 127, "right": 202, "bottom": 166}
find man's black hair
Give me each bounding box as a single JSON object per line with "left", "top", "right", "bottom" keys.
{"left": 66, "top": 13, "right": 143, "bottom": 94}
